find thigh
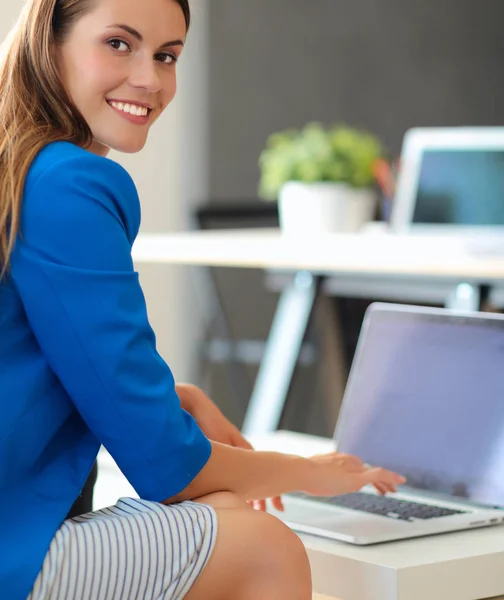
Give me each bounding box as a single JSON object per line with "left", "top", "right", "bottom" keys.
{"left": 28, "top": 498, "right": 218, "bottom": 600}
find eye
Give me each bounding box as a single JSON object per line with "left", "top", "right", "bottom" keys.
{"left": 155, "top": 52, "right": 177, "bottom": 65}
{"left": 107, "top": 38, "right": 131, "bottom": 53}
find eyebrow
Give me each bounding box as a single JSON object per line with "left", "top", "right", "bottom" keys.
{"left": 107, "top": 24, "right": 184, "bottom": 49}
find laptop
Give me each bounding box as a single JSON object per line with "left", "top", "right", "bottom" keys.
{"left": 389, "top": 127, "right": 504, "bottom": 243}
{"left": 270, "top": 303, "right": 504, "bottom": 545}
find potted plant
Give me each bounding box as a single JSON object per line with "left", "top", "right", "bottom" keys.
{"left": 258, "top": 122, "right": 385, "bottom": 234}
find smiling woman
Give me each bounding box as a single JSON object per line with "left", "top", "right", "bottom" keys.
{"left": 0, "top": 1, "right": 404, "bottom": 599}
{"left": 0, "top": 0, "right": 189, "bottom": 277}
{"left": 56, "top": 0, "right": 186, "bottom": 156}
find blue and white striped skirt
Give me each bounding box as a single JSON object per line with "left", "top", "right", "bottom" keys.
{"left": 27, "top": 498, "right": 218, "bottom": 600}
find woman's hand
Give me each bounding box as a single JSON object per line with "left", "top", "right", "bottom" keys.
{"left": 305, "top": 452, "right": 406, "bottom": 497}
{"left": 176, "top": 383, "right": 284, "bottom": 512}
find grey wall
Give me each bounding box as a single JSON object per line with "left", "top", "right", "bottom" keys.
{"left": 209, "top": 0, "right": 504, "bottom": 200}
{"left": 201, "top": 0, "right": 504, "bottom": 436}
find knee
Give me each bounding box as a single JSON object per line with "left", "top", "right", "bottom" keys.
{"left": 265, "top": 513, "right": 310, "bottom": 566}
{"left": 197, "top": 493, "right": 310, "bottom": 578}
{"left": 251, "top": 511, "right": 311, "bottom": 582}
{"left": 186, "top": 503, "right": 311, "bottom": 600}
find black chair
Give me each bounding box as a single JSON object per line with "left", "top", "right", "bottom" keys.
{"left": 66, "top": 461, "right": 98, "bottom": 519}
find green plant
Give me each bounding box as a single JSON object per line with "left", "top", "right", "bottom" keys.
{"left": 258, "top": 122, "right": 384, "bottom": 201}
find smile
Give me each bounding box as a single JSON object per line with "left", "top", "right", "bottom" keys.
{"left": 107, "top": 100, "right": 151, "bottom": 117}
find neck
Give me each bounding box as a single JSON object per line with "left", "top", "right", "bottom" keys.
{"left": 87, "top": 139, "right": 110, "bottom": 157}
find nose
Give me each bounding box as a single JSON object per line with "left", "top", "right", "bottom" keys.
{"left": 129, "top": 54, "right": 162, "bottom": 94}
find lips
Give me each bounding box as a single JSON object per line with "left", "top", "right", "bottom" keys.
{"left": 107, "top": 100, "right": 152, "bottom": 116}
{"left": 107, "top": 101, "right": 152, "bottom": 125}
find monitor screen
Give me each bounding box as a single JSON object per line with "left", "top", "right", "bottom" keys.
{"left": 336, "top": 308, "right": 504, "bottom": 507}
{"left": 412, "top": 150, "right": 504, "bottom": 225}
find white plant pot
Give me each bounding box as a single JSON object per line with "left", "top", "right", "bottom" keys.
{"left": 278, "top": 182, "right": 376, "bottom": 234}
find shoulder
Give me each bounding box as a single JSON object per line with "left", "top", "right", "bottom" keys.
{"left": 24, "top": 142, "right": 141, "bottom": 243}
{"left": 27, "top": 141, "right": 136, "bottom": 193}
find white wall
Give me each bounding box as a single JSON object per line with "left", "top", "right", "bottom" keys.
{"left": 1, "top": 1, "right": 210, "bottom": 382}
{"left": 0, "top": 1, "right": 23, "bottom": 39}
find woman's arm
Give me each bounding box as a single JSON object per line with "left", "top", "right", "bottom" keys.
{"left": 13, "top": 147, "right": 211, "bottom": 502}
{"left": 166, "top": 442, "right": 405, "bottom": 504}
{"left": 167, "top": 443, "right": 309, "bottom": 503}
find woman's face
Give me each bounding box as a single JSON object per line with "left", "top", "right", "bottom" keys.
{"left": 57, "top": 0, "right": 186, "bottom": 156}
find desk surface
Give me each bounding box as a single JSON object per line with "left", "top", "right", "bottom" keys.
{"left": 133, "top": 228, "right": 504, "bottom": 282}
{"left": 250, "top": 431, "right": 504, "bottom": 600}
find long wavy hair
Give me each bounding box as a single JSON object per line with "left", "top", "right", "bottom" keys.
{"left": 0, "top": 0, "right": 190, "bottom": 279}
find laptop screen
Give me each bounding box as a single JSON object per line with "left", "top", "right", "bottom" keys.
{"left": 413, "top": 149, "right": 504, "bottom": 225}
{"left": 336, "top": 307, "right": 504, "bottom": 507}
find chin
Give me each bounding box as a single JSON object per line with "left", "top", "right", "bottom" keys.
{"left": 111, "top": 138, "right": 147, "bottom": 154}
{"left": 92, "top": 131, "right": 148, "bottom": 155}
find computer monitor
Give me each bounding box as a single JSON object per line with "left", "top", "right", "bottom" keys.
{"left": 335, "top": 303, "right": 504, "bottom": 507}
{"left": 389, "top": 127, "right": 504, "bottom": 237}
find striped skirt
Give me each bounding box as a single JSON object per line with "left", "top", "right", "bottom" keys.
{"left": 27, "top": 498, "right": 218, "bottom": 600}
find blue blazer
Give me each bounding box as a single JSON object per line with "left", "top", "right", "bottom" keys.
{"left": 0, "top": 142, "right": 211, "bottom": 599}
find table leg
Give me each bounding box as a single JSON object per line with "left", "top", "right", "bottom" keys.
{"left": 242, "top": 272, "right": 320, "bottom": 436}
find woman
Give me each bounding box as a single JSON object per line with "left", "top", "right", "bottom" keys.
{"left": 0, "top": 0, "right": 405, "bottom": 598}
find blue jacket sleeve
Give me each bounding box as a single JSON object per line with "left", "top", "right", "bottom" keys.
{"left": 11, "top": 149, "right": 211, "bottom": 502}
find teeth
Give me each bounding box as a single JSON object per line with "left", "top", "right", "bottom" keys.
{"left": 109, "top": 101, "right": 149, "bottom": 117}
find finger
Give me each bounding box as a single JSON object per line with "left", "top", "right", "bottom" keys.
{"left": 382, "top": 483, "right": 397, "bottom": 494}
{"left": 365, "top": 464, "right": 398, "bottom": 494}
{"left": 372, "top": 483, "right": 388, "bottom": 496}
{"left": 235, "top": 437, "right": 254, "bottom": 451}
{"left": 373, "top": 478, "right": 396, "bottom": 494}
{"left": 362, "top": 467, "right": 406, "bottom": 486}
{"left": 271, "top": 496, "right": 284, "bottom": 512}
{"left": 228, "top": 428, "right": 254, "bottom": 450}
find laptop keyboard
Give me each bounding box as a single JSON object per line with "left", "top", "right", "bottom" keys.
{"left": 290, "top": 492, "right": 467, "bottom": 522}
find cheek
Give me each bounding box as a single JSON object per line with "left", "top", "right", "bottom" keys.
{"left": 68, "top": 49, "right": 124, "bottom": 99}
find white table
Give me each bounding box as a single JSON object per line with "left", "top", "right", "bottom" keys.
{"left": 133, "top": 229, "right": 504, "bottom": 435}
{"left": 132, "top": 228, "right": 504, "bottom": 279}
{"left": 250, "top": 431, "right": 504, "bottom": 600}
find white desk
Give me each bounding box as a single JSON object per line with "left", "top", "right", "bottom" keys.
{"left": 132, "top": 228, "right": 504, "bottom": 279}
{"left": 250, "top": 431, "right": 504, "bottom": 600}
{"left": 133, "top": 229, "right": 504, "bottom": 436}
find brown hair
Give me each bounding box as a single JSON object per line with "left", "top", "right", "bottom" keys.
{"left": 0, "top": 0, "right": 190, "bottom": 279}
